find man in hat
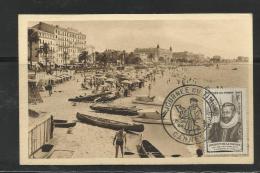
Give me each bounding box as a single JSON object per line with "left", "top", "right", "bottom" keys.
{"left": 208, "top": 102, "right": 241, "bottom": 142}
{"left": 182, "top": 97, "right": 203, "bottom": 135}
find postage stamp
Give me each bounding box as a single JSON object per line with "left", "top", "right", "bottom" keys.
{"left": 204, "top": 88, "right": 247, "bottom": 155}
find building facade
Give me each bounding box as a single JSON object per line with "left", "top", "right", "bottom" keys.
{"left": 29, "top": 22, "right": 87, "bottom": 66}
{"left": 134, "top": 45, "right": 173, "bottom": 63}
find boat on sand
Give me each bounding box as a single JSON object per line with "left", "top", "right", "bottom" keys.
{"left": 94, "top": 93, "right": 119, "bottom": 103}
{"left": 76, "top": 112, "right": 144, "bottom": 132}
{"left": 90, "top": 104, "right": 140, "bottom": 116}
{"left": 137, "top": 140, "right": 165, "bottom": 158}
{"left": 54, "top": 121, "right": 77, "bottom": 128}
{"left": 68, "top": 91, "right": 112, "bottom": 102}
{"left": 132, "top": 95, "right": 163, "bottom": 106}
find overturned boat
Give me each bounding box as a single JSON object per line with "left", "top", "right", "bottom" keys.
{"left": 94, "top": 94, "right": 119, "bottom": 103}
{"left": 137, "top": 140, "right": 165, "bottom": 158}
{"left": 90, "top": 104, "right": 140, "bottom": 116}
{"left": 68, "top": 91, "right": 112, "bottom": 102}
{"left": 76, "top": 112, "right": 144, "bottom": 132}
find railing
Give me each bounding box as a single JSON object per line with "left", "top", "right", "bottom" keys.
{"left": 28, "top": 115, "right": 53, "bottom": 158}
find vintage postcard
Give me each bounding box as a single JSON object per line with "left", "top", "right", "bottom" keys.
{"left": 19, "top": 14, "right": 253, "bottom": 165}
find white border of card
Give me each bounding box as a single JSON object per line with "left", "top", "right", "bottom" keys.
{"left": 19, "top": 14, "right": 254, "bottom": 165}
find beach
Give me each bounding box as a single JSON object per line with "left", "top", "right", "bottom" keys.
{"left": 29, "top": 63, "right": 249, "bottom": 158}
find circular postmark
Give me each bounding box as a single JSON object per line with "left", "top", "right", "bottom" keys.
{"left": 161, "top": 85, "right": 221, "bottom": 145}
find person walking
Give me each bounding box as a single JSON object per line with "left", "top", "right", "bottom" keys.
{"left": 148, "top": 83, "right": 152, "bottom": 97}
{"left": 124, "top": 86, "right": 128, "bottom": 97}
{"left": 113, "top": 129, "right": 127, "bottom": 158}
{"left": 47, "top": 80, "right": 53, "bottom": 96}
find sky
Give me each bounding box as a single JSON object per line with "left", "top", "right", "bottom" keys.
{"left": 29, "top": 16, "right": 252, "bottom": 59}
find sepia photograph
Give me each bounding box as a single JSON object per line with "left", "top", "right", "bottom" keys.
{"left": 19, "top": 14, "right": 253, "bottom": 165}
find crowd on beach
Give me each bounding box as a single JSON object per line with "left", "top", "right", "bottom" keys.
{"left": 38, "top": 63, "right": 228, "bottom": 102}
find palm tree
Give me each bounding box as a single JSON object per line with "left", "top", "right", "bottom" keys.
{"left": 42, "top": 43, "right": 50, "bottom": 70}
{"left": 28, "top": 29, "right": 39, "bottom": 69}
{"left": 78, "top": 51, "right": 89, "bottom": 65}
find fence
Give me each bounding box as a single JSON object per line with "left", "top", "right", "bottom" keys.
{"left": 28, "top": 115, "right": 53, "bottom": 158}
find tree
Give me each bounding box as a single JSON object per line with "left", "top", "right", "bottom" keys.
{"left": 42, "top": 43, "right": 50, "bottom": 69}
{"left": 28, "top": 29, "right": 39, "bottom": 69}
{"left": 147, "top": 53, "right": 154, "bottom": 62}
{"left": 124, "top": 52, "right": 141, "bottom": 64}
{"left": 38, "top": 43, "right": 50, "bottom": 72}
{"left": 78, "top": 51, "right": 89, "bottom": 65}
{"left": 95, "top": 51, "right": 111, "bottom": 67}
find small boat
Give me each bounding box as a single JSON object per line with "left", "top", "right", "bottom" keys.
{"left": 54, "top": 122, "right": 76, "bottom": 128}
{"left": 94, "top": 94, "right": 119, "bottom": 103}
{"left": 132, "top": 117, "right": 172, "bottom": 125}
{"left": 76, "top": 112, "right": 144, "bottom": 132}
{"left": 68, "top": 91, "right": 112, "bottom": 102}
{"left": 90, "top": 104, "right": 139, "bottom": 116}
{"left": 138, "top": 109, "right": 161, "bottom": 119}
{"left": 53, "top": 119, "right": 67, "bottom": 123}
{"left": 132, "top": 95, "right": 163, "bottom": 106}
{"left": 232, "top": 67, "right": 238, "bottom": 70}
{"left": 137, "top": 140, "right": 165, "bottom": 158}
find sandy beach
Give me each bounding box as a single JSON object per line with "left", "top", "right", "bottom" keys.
{"left": 29, "top": 63, "right": 249, "bottom": 158}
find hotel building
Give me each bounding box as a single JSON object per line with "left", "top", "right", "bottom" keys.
{"left": 29, "top": 22, "right": 87, "bottom": 66}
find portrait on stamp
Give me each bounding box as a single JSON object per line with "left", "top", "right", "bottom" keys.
{"left": 205, "top": 89, "right": 246, "bottom": 154}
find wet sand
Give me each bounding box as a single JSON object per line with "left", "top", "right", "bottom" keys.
{"left": 29, "top": 63, "right": 249, "bottom": 158}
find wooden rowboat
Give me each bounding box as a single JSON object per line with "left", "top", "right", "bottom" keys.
{"left": 54, "top": 122, "right": 76, "bottom": 128}
{"left": 68, "top": 91, "right": 112, "bottom": 102}
{"left": 76, "top": 112, "right": 144, "bottom": 132}
{"left": 90, "top": 104, "right": 139, "bottom": 116}
{"left": 94, "top": 94, "right": 119, "bottom": 103}
{"left": 137, "top": 140, "right": 165, "bottom": 158}
{"left": 53, "top": 119, "right": 67, "bottom": 123}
